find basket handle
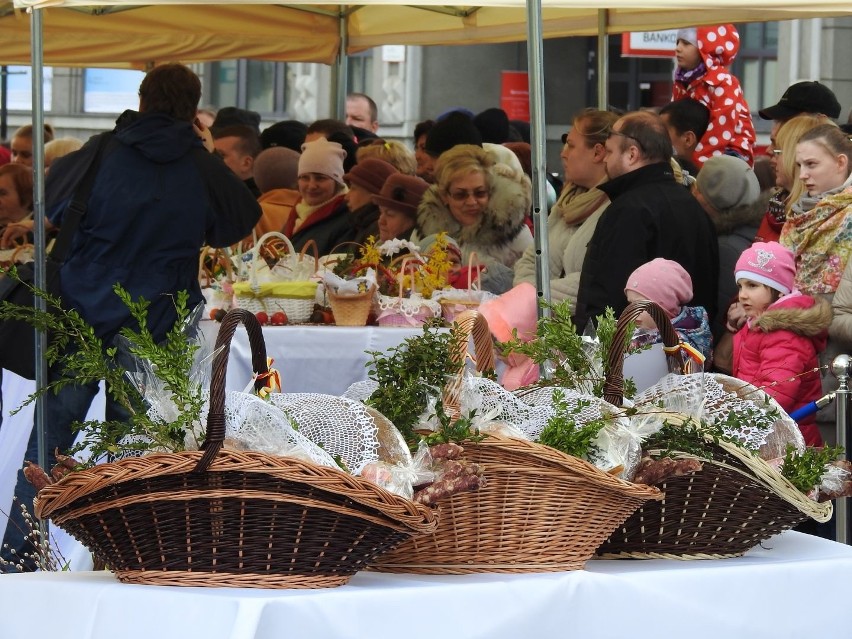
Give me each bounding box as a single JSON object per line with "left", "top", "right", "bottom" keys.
{"left": 250, "top": 231, "right": 297, "bottom": 287}
{"left": 443, "top": 309, "right": 496, "bottom": 419}
{"left": 602, "top": 300, "right": 684, "bottom": 407}
{"left": 466, "top": 250, "right": 481, "bottom": 291}
{"left": 298, "top": 238, "right": 320, "bottom": 272}
{"left": 194, "top": 308, "right": 270, "bottom": 473}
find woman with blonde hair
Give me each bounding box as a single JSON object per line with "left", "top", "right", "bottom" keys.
{"left": 356, "top": 139, "right": 417, "bottom": 175}
{"left": 44, "top": 137, "right": 84, "bottom": 173}
{"left": 414, "top": 144, "right": 531, "bottom": 294}
{"left": 10, "top": 123, "right": 55, "bottom": 167}
{"left": 513, "top": 108, "right": 617, "bottom": 306}
{"left": 755, "top": 113, "right": 832, "bottom": 243}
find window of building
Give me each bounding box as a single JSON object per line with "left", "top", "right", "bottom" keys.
{"left": 83, "top": 69, "right": 145, "bottom": 114}
{"left": 205, "top": 60, "right": 289, "bottom": 117}
{"left": 2, "top": 65, "right": 53, "bottom": 112}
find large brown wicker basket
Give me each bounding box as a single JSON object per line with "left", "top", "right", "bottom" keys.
{"left": 370, "top": 311, "right": 662, "bottom": 574}
{"left": 596, "top": 300, "right": 832, "bottom": 559}
{"left": 35, "top": 309, "right": 438, "bottom": 588}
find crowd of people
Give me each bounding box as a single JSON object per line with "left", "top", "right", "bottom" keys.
{"left": 2, "top": 22, "right": 852, "bottom": 567}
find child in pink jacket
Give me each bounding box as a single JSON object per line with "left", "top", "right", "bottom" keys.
{"left": 732, "top": 242, "right": 832, "bottom": 446}
{"left": 672, "top": 24, "right": 756, "bottom": 167}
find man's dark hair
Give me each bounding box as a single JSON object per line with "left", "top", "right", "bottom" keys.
{"left": 347, "top": 92, "right": 378, "bottom": 123}
{"left": 617, "top": 112, "right": 673, "bottom": 164}
{"left": 414, "top": 120, "right": 435, "bottom": 142}
{"left": 660, "top": 98, "right": 711, "bottom": 139}
{"left": 306, "top": 119, "right": 354, "bottom": 141}
{"left": 138, "top": 63, "right": 201, "bottom": 122}
{"left": 213, "top": 124, "right": 262, "bottom": 158}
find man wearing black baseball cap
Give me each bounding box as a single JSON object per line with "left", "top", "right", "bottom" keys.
{"left": 757, "top": 81, "right": 841, "bottom": 189}
{"left": 758, "top": 80, "right": 841, "bottom": 122}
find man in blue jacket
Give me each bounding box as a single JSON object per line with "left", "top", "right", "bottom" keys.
{"left": 1, "top": 64, "right": 261, "bottom": 571}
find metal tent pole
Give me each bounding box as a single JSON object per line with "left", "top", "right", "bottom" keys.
{"left": 833, "top": 354, "right": 851, "bottom": 544}
{"left": 29, "top": 8, "right": 49, "bottom": 525}
{"left": 597, "top": 9, "right": 608, "bottom": 109}
{"left": 526, "top": 0, "right": 550, "bottom": 319}
{"left": 331, "top": 7, "right": 349, "bottom": 120}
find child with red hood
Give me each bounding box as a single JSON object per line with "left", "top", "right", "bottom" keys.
{"left": 672, "top": 24, "right": 756, "bottom": 167}
{"left": 732, "top": 242, "right": 832, "bottom": 446}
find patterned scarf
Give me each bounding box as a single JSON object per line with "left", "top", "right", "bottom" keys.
{"left": 781, "top": 179, "right": 852, "bottom": 295}
{"left": 675, "top": 62, "right": 707, "bottom": 88}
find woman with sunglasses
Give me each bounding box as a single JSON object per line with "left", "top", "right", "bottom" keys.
{"left": 413, "top": 144, "right": 532, "bottom": 294}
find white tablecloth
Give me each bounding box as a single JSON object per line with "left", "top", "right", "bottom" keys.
{"left": 198, "top": 321, "right": 422, "bottom": 395}
{"left": 0, "top": 531, "right": 849, "bottom": 639}
{"left": 1, "top": 324, "right": 421, "bottom": 557}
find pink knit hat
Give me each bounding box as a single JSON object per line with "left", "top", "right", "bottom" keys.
{"left": 735, "top": 241, "right": 796, "bottom": 294}
{"left": 624, "top": 258, "right": 693, "bottom": 319}
{"left": 299, "top": 138, "right": 347, "bottom": 186}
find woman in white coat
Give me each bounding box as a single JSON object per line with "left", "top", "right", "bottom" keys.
{"left": 513, "top": 109, "right": 618, "bottom": 309}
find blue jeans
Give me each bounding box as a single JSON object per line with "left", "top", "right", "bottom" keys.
{"left": 1, "top": 368, "right": 127, "bottom": 572}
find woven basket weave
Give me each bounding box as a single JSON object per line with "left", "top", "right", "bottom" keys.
{"left": 35, "top": 309, "right": 438, "bottom": 588}
{"left": 370, "top": 311, "right": 661, "bottom": 574}
{"left": 596, "top": 300, "right": 832, "bottom": 560}
{"left": 328, "top": 284, "right": 376, "bottom": 326}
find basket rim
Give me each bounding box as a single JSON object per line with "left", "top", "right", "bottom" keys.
{"left": 35, "top": 449, "right": 438, "bottom": 535}
{"left": 473, "top": 433, "right": 662, "bottom": 501}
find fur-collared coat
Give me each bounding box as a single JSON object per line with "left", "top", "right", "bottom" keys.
{"left": 733, "top": 293, "right": 832, "bottom": 446}
{"left": 414, "top": 168, "right": 533, "bottom": 294}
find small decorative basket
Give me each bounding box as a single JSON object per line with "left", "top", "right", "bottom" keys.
{"left": 596, "top": 300, "right": 832, "bottom": 559}
{"left": 436, "top": 252, "right": 495, "bottom": 323}
{"left": 376, "top": 257, "right": 441, "bottom": 327}
{"left": 199, "top": 246, "right": 235, "bottom": 311}
{"left": 232, "top": 232, "right": 318, "bottom": 323}
{"left": 35, "top": 309, "right": 438, "bottom": 588}
{"left": 327, "top": 284, "right": 377, "bottom": 326}
{"left": 370, "top": 311, "right": 661, "bottom": 574}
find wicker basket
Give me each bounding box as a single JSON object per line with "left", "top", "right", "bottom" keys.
{"left": 328, "top": 284, "right": 376, "bottom": 326}
{"left": 35, "top": 309, "right": 438, "bottom": 588}
{"left": 595, "top": 300, "right": 832, "bottom": 560}
{"left": 232, "top": 232, "right": 318, "bottom": 323}
{"left": 370, "top": 311, "right": 662, "bottom": 574}
{"left": 376, "top": 257, "right": 441, "bottom": 327}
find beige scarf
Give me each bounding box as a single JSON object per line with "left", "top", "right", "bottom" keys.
{"left": 552, "top": 181, "right": 609, "bottom": 226}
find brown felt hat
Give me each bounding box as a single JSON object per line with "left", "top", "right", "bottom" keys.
{"left": 371, "top": 174, "right": 429, "bottom": 217}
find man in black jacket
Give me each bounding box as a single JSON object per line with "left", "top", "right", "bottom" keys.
{"left": 574, "top": 110, "right": 719, "bottom": 331}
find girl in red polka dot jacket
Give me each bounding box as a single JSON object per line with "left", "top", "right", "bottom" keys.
{"left": 672, "top": 24, "right": 757, "bottom": 168}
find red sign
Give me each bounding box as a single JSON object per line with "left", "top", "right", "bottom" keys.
{"left": 501, "top": 71, "right": 529, "bottom": 122}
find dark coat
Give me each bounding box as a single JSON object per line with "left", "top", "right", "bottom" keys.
{"left": 46, "top": 110, "right": 261, "bottom": 343}
{"left": 288, "top": 193, "right": 355, "bottom": 257}
{"left": 574, "top": 162, "right": 719, "bottom": 330}
{"left": 350, "top": 203, "right": 380, "bottom": 246}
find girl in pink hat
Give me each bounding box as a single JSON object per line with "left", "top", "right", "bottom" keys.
{"left": 624, "top": 258, "right": 713, "bottom": 365}
{"left": 732, "top": 241, "right": 831, "bottom": 446}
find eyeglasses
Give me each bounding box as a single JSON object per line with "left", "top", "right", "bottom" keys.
{"left": 447, "top": 188, "right": 489, "bottom": 202}
{"left": 608, "top": 129, "right": 645, "bottom": 153}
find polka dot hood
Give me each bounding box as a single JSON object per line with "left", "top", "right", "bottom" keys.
{"left": 672, "top": 23, "right": 756, "bottom": 168}
{"left": 695, "top": 23, "right": 739, "bottom": 69}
